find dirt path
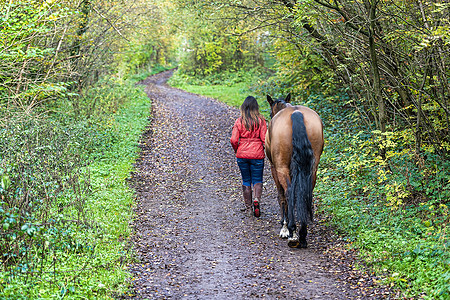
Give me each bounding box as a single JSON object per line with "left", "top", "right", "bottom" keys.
{"left": 125, "top": 71, "right": 389, "bottom": 299}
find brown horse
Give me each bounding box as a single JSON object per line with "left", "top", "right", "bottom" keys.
{"left": 265, "top": 94, "right": 324, "bottom": 248}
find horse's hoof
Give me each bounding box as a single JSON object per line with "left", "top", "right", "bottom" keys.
{"left": 253, "top": 201, "right": 260, "bottom": 217}
{"left": 298, "top": 240, "right": 308, "bottom": 248}
{"left": 288, "top": 239, "right": 307, "bottom": 248}
{"left": 287, "top": 239, "right": 300, "bottom": 248}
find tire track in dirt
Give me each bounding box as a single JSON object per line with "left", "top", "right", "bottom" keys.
{"left": 124, "top": 70, "right": 387, "bottom": 299}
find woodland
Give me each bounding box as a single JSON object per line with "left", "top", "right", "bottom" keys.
{"left": 0, "top": 0, "right": 449, "bottom": 299}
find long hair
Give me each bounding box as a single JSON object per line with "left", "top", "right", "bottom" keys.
{"left": 240, "top": 96, "right": 262, "bottom": 131}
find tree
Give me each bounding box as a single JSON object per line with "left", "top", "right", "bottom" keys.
{"left": 191, "top": 0, "right": 449, "bottom": 152}
{"left": 0, "top": 0, "right": 178, "bottom": 113}
{"left": 172, "top": 0, "right": 267, "bottom": 76}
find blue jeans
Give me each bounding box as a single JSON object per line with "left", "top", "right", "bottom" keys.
{"left": 237, "top": 158, "right": 264, "bottom": 186}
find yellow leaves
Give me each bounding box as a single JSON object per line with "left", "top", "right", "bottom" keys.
{"left": 385, "top": 181, "right": 410, "bottom": 210}
{"left": 439, "top": 204, "right": 448, "bottom": 217}
{"left": 42, "top": 0, "right": 56, "bottom": 10}
{"left": 377, "top": 169, "right": 389, "bottom": 183}
{"left": 331, "top": 17, "right": 345, "bottom": 23}
{"left": 389, "top": 272, "right": 408, "bottom": 283}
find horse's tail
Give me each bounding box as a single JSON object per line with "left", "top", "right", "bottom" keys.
{"left": 288, "top": 111, "right": 314, "bottom": 225}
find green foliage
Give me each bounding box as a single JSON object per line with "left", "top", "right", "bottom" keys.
{"left": 127, "top": 65, "right": 172, "bottom": 83}
{"left": 0, "top": 75, "right": 151, "bottom": 298}
{"left": 116, "top": 6, "right": 179, "bottom": 80}
{"left": 119, "top": 42, "right": 158, "bottom": 75}
{"left": 253, "top": 40, "right": 335, "bottom": 102}
{"left": 295, "top": 0, "right": 450, "bottom": 148}
{"left": 0, "top": 1, "right": 176, "bottom": 297}
{"left": 312, "top": 92, "right": 449, "bottom": 299}
{"left": 178, "top": 31, "right": 263, "bottom": 76}
{"left": 170, "top": 67, "right": 265, "bottom": 87}
{"left": 0, "top": 0, "right": 175, "bottom": 298}
{"left": 174, "top": 3, "right": 266, "bottom": 77}
{"left": 0, "top": 0, "right": 175, "bottom": 110}
{"left": 0, "top": 0, "right": 72, "bottom": 106}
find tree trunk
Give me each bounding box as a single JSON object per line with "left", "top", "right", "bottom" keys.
{"left": 366, "top": 0, "right": 386, "bottom": 133}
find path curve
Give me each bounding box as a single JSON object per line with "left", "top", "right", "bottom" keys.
{"left": 125, "top": 70, "right": 389, "bottom": 299}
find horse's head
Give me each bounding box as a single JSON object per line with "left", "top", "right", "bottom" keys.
{"left": 267, "top": 94, "right": 291, "bottom": 119}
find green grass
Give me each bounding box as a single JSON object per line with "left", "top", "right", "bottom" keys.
{"left": 173, "top": 82, "right": 250, "bottom": 107}
{"left": 316, "top": 178, "right": 449, "bottom": 298}
{"left": 173, "top": 81, "right": 274, "bottom": 119}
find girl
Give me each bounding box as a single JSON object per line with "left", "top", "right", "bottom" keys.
{"left": 230, "top": 96, "right": 267, "bottom": 217}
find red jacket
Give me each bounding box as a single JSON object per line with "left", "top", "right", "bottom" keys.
{"left": 230, "top": 117, "right": 267, "bottom": 159}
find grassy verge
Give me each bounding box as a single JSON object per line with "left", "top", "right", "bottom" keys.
{"left": 169, "top": 77, "right": 273, "bottom": 119}
{"left": 78, "top": 82, "right": 151, "bottom": 298}
{"left": 174, "top": 82, "right": 249, "bottom": 107}
{"left": 0, "top": 74, "right": 153, "bottom": 298}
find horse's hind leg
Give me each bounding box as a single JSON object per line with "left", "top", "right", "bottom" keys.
{"left": 278, "top": 189, "right": 289, "bottom": 239}
{"left": 287, "top": 203, "right": 299, "bottom": 248}
{"left": 271, "top": 166, "right": 289, "bottom": 239}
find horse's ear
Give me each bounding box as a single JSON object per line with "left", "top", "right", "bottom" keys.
{"left": 267, "top": 95, "right": 274, "bottom": 106}
{"left": 285, "top": 93, "right": 292, "bottom": 103}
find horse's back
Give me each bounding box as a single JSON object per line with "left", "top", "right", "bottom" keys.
{"left": 266, "top": 107, "right": 294, "bottom": 167}
{"left": 266, "top": 105, "right": 323, "bottom": 168}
